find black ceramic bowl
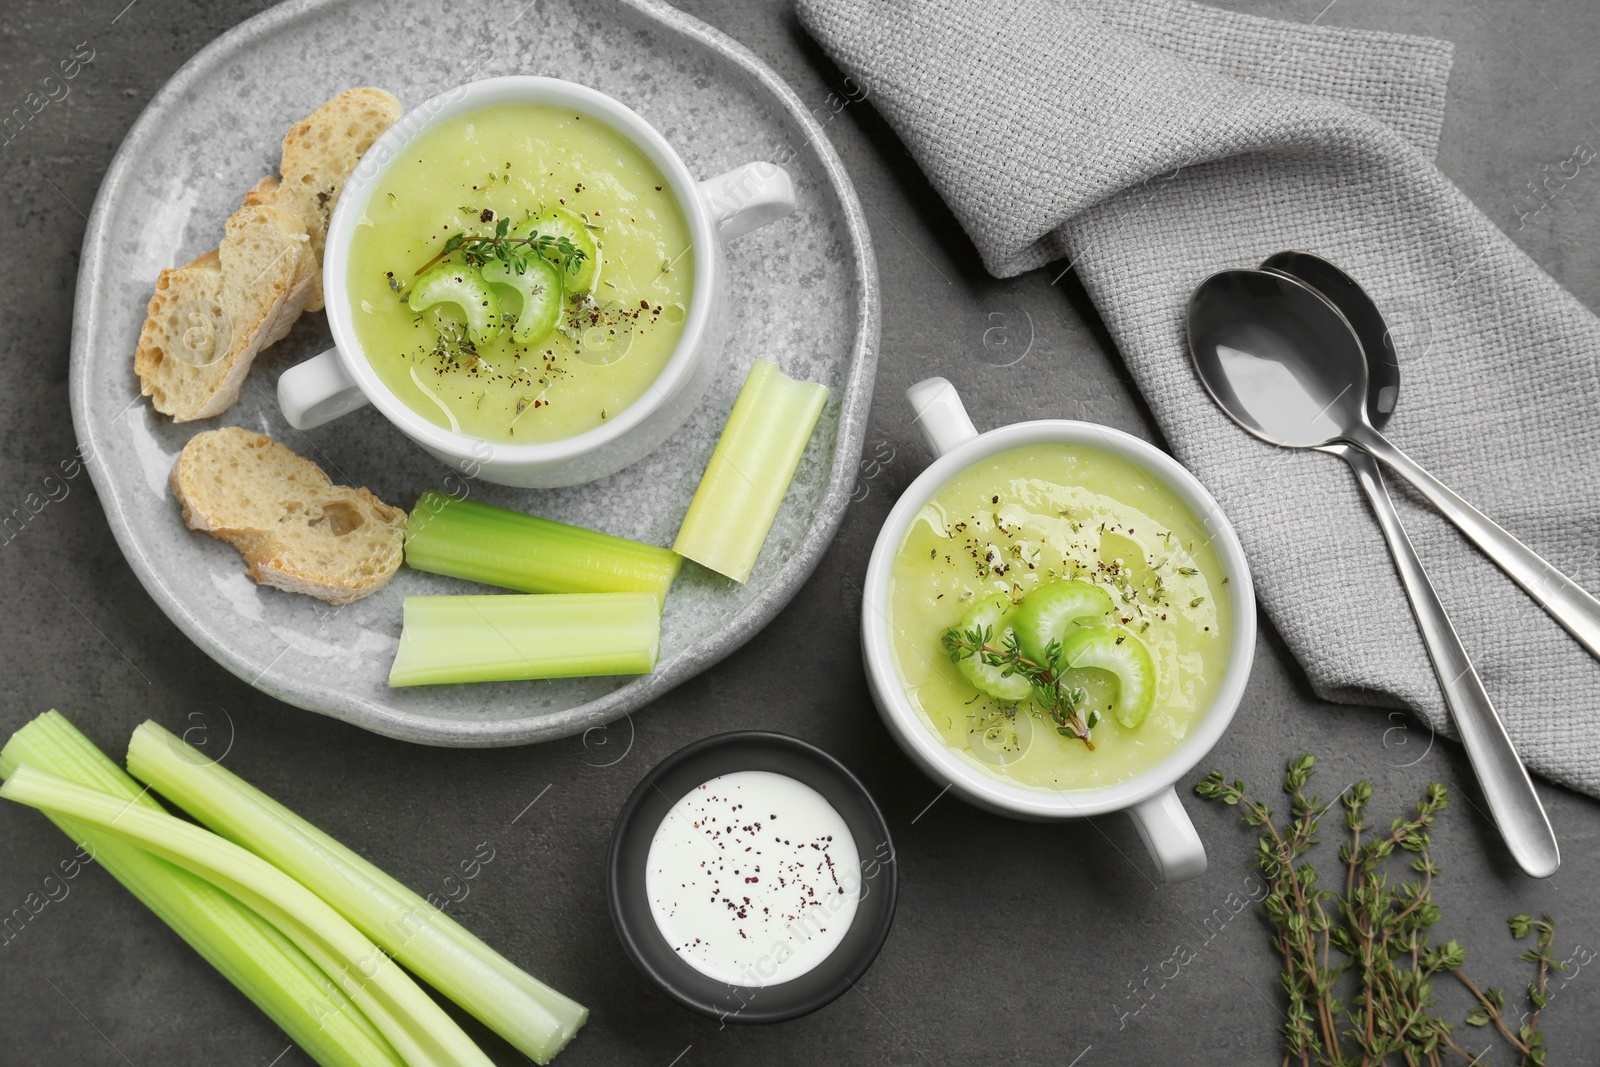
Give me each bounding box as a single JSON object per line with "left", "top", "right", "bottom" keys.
{"left": 608, "top": 731, "right": 897, "bottom": 1023}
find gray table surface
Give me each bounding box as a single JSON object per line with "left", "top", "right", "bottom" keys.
{"left": 3, "top": 1, "right": 1598, "bottom": 1063}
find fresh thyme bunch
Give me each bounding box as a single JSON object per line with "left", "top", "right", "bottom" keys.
{"left": 939, "top": 624, "right": 1095, "bottom": 746}
{"left": 414, "top": 215, "right": 587, "bottom": 278}
{"left": 1196, "top": 755, "right": 1563, "bottom": 1066}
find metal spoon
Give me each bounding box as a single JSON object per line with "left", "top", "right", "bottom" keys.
{"left": 1185, "top": 268, "right": 1600, "bottom": 664}
{"left": 1257, "top": 251, "right": 1558, "bottom": 878}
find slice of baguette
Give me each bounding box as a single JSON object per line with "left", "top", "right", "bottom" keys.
{"left": 134, "top": 88, "right": 401, "bottom": 423}
{"left": 171, "top": 427, "right": 407, "bottom": 605}
{"left": 253, "top": 87, "right": 403, "bottom": 312}
{"left": 134, "top": 203, "right": 310, "bottom": 422}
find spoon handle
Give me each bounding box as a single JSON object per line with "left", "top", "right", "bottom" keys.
{"left": 1354, "top": 429, "right": 1600, "bottom": 662}
{"left": 1340, "top": 446, "right": 1559, "bottom": 877}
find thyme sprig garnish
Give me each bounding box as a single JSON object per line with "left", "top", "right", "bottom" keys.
{"left": 413, "top": 215, "right": 587, "bottom": 278}
{"left": 1197, "top": 755, "right": 1562, "bottom": 1066}
{"left": 939, "top": 624, "right": 1096, "bottom": 748}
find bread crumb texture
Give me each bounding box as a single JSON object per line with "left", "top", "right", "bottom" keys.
{"left": 171, "top": 427, "right": 407, "bottom": 605}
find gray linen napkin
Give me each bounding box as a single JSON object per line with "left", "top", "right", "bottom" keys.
{"left": 798, "top": 0, "right": 1600, "bottom": 797}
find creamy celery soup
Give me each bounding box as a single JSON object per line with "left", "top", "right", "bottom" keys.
{"left": 347, "top": 103, "right": 694, "bottom": 443}
{"left": 888, "top": 443, "right": 1232, "bottom": 792}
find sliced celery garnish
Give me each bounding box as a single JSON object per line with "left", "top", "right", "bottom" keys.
{"left": 409, "top": 262, "right": 502, "bottom": 346}
{"left": 673, "top": 359, "right": 828, "bottom": 583}
{"left": 406, "top": 491, "right": 680, "bottom": 605}
{"left": 952, "top": 594, "right": 1032, "bottom": 702}
{"left": 1012, "top": 579, "right": 1115, "bottom": 665}
{"left": 517, "top": 209, "right": 599, "bottom": 292}
{"left": 1061, "top": 626, "right": 1157, "bottom": 728}
{"left": 127, "top": 722, "right": 588, "bottom": 1063}
{"left": 0, "top": 765, "right": 497, "bottom": 1067}
{"left": 386, "top": 592, "right": 660, "bottom": 687}
{"left": 481, "top": 256, "right": 562, "bottom": 344}
{"left": 0, "top": 711, "right": 403, "bottom": 1067}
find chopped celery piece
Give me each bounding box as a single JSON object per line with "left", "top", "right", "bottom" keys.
{"left": 0, "top": 711, "right": 402, "bottom": 1067}
{"left": 516, "top": 209, "right": 599, "bottom": 293}
{"left": 406, "top": 490, "right": 680, "bottom": 605}
{"left": 127, "top": 722, "right": 588, "bottom": 1064}
{"left": 410, "top": 262, "right": 502, "bottom": 345}
{"left": 387, "top": 593, "right": 660, "bottom": 686}
{"left": 673, "top": 359, "right": 828, "bottom": 583}
{"left": 952, "top": 594, "right": 1032, "bottom": 702}
{"left": 481, "top": 255, "right": 562, "bottom": 344}
{"left": 1012, "top": 580, "right": 1114, "bottom": 665}
{"left": 0, "top": 766, "right": 497, "bottom": 1067}
{"left": 1061, "top": 626, "right": 1157, "bottom": 728}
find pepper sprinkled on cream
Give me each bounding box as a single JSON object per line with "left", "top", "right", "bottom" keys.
{"left": 645, "top": 770, "right": 860, "bottom": 987}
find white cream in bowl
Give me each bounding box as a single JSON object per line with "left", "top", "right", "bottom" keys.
{"left": 645, "top": 770, "right": 860, "bottom": 987}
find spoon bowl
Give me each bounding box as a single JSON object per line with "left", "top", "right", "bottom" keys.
{"left": 1260, "top": 251, "right": 1398, "bottom": 424}
{"left": 1186, "top": 269, "right": 1371, "bottom": 448}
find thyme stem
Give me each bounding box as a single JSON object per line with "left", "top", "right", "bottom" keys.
{"left": 1197, "top": 757, "right": 1559, "bottom": 1066}
{"left": 1453, "top": 971, "right": 1531, "bottom": 1055}
{"left": 414, "top": 225, "right": 586, "bottom": 279}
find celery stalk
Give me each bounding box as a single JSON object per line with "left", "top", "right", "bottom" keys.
{"left": 1, "top": 765, "right": 497, "bottom": 1067}
{"left": 387, "top": 593, "right": 659, "bottom": 687}
{"left": 127, "top": 721, "right": 589, "bottom": 1063}
{"left": 405, "top": 491, "right": 680, "bottom": 605}
{"left": 0, "top": 711, "right": 403, "bottom": 1067}
{"left": 673, "top": 358, "right": 828, "bottom": 583}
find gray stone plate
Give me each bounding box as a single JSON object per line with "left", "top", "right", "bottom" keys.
{"left": 68, "top": 0, "right": 879, "bottom": 746}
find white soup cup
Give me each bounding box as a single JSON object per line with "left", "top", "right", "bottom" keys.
{"left": 277, "top": 76, "right": 796, "bottom": 488}
{"left": 860, "top": 378, "right": 1257, "bottom": 882}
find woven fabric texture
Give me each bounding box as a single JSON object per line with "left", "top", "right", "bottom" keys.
{"left": 798, "top": 0, "right": 1600, "bottom": 796}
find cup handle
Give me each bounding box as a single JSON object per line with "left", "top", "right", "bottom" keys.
{"left": 1127, "top": 785, "right": 1207, "bottom": 883}
{"left": 279, "top": 348, "right": 369, "bottom": 430}
{"left": 698, "top": 163, "right": 796, "bottom": 243}
{"left": 906, "top": 377, "right": 979, "bottom": 458}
